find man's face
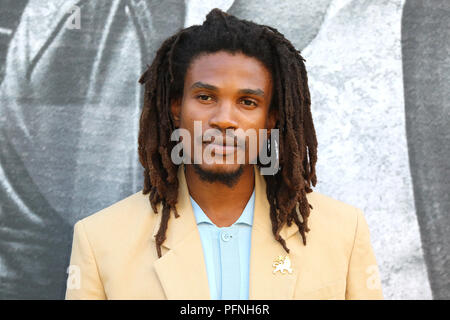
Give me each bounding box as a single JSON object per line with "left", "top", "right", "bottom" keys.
{"left": 171, "top": 51, "right": 276, "bottom": 178}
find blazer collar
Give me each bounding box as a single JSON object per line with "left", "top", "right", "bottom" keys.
{"left": 151, "top": 164, "right": 301, "bottom": 299}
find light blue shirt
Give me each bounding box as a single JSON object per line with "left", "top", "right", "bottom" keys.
{"left": 190, "top": 189, "right": 255, "bottom": 300}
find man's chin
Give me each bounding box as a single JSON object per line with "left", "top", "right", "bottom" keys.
{"left": 191, "top": 163, "right": 245, "bottom": 187}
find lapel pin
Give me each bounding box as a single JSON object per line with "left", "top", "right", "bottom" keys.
{"left": 272, "top": 254, "right": 293, "bottom": 274}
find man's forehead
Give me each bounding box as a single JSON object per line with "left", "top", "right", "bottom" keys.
{"left": 184, "top": 52, "right": 273, "bottom": 93}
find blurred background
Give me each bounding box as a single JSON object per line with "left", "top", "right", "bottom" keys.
{"left": 0, "top": 0, "right": 448, "bottom": 299}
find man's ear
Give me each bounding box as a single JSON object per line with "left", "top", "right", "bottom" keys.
{"left": 170, "top": 98, "right": 181, "bottom": 128}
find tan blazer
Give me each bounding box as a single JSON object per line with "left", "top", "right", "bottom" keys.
{"left": 65, "top": 165, "right": 383, "bottom": 300}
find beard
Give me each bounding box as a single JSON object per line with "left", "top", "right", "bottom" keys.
{"left": 191, "top": 163, "right": 245, "bottom": 188}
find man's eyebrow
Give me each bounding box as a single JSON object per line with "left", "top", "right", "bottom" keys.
{"left": 190, "top": 82, "right": 265, "bottom": 98}
{"left": 238, "top": 88, "right": 265, "bottom": 98}
{"left": 190, "top": 82, "right": 218, "bottom": 91}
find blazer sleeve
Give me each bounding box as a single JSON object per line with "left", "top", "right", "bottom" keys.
{"left": 65, "top": 220, "right": 107, "bottom": 300}
{"left": 345, "top": 208, "right": 384, "bottom": 300}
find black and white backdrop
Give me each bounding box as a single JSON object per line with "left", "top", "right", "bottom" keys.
{"left": 0, "top": 0, "right": 448, "bottom": 299}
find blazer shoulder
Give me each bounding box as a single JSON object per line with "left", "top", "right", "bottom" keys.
{"left": 77, "top": 190, "right": 157, "bottom": 237}
{"left": 305, "top": 190, "right": 362, "bottom": 242}
{"left": 306, "top": 190, "right": 361, "bottom": 220}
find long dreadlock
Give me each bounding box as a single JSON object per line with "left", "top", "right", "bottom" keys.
{"left": 138, "top": 8, "right": 318, "bottom": 258}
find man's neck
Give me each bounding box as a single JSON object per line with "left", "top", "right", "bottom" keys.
{"left": 185, "top": 165, "right": 255, "bottom": 227}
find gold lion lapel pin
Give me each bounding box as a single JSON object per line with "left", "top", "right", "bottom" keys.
{"left": 272, "top": 254, "right": 293, "bottom": 274}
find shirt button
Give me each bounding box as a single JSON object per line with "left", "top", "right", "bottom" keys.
{"left": 221, "top": 232, "right": 232, "bottom": 242}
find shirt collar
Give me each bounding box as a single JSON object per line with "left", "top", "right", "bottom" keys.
{"left": 190, "top": 188, "right": 255, "bottom": 227}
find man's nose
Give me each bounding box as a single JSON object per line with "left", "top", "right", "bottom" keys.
{"left": 208, "top": 100, "right": 238, "bottom": 131}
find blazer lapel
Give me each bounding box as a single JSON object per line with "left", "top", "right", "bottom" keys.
{"left": 151, "top": 165, "right": 210, "bottom": 299}
{"left": 248, "top": 166, "right": 300, "bottom": 299}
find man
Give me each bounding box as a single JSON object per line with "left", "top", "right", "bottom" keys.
{"left": 65, "top": 8, "right": 383, "bottom": 300}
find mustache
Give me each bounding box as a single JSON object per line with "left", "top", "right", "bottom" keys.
{"left": 198, "top": 134, "right": 245, "bottom": 147}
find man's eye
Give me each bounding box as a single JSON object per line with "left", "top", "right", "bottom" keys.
{"left": 197, "top": 94, "right": 213, "bottom": 101}
{"left": 241, "top": 99, "right": 257, "bottom": 107}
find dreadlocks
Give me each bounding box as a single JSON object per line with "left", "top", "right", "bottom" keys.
{"left": 138, "top": 8, "right": 318, "bottom": 258}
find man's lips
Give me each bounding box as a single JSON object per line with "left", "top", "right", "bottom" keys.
{"left": 202, "top": 141, "right": 239, "bottom": 155}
